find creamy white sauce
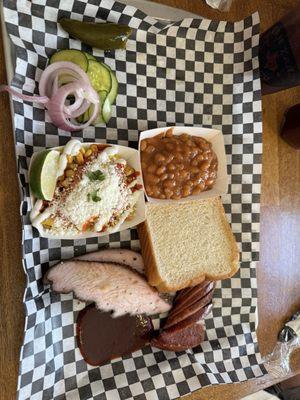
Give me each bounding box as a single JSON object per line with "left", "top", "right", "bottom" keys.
{"left": 56, "top": 139, "right": 82, "bottom": 178}
{"left": 30, "top": 142, "right": 140, "bottom": 236}
{"left": 30, "top": 199, "right": 43, "bottom": 221}
{"left": 31, "top": 208, "right": 52, "bottom": 228}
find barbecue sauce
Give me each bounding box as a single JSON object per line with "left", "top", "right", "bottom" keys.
{"left": 76, "top": 305, "right": 154, "bottom": 366}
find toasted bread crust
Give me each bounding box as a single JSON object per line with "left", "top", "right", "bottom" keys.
{"left": 137, "top": 222, "right": 162, "bottom": 287}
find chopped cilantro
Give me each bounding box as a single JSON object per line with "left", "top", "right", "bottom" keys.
{"left": 87, "top": 170, "right": 105, "bottom": 182}
{"left": 87, "top": 189, "right": 101, "bottom": 202}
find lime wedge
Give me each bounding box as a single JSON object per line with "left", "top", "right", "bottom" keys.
{"left": 29, "top": 149, "right": 60, "bottom": 200}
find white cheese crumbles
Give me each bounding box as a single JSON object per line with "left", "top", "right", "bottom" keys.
{"left": 32, "top": 145, "right": 141, "bottom": 236}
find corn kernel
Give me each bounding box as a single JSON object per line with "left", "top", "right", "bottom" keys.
{"left": 124, "top": 166, "right": 134, "bottom": 176}
{"left": 61, "top": 179, "right": 69, "bottom": 188}
{"left": 69, "top": 163, "right": 77, "bottom": 171}
{"left": 65, "top": 169, "right": 74, "bottom": 178}
{"left": 67, "top": 155, "right": 73, "bottom": 164}
{"left": 42, "top": 218, "right": 54, "bottom": 228}
{"left": 85, "top": 149, "right": 92, "bottom": 158}
{"left": 76, "top": 153, "right": 84, "bottom": 165}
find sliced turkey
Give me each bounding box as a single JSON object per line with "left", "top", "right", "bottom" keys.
{"left": 75, "top": 248, "right": 144, "bottom": 274}
{"left": 46, "top": 260, "right": 171, "bottom": 317}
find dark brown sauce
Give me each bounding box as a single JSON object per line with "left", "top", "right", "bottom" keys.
{"left": 76, "top": 304, "right": 154, "bottom": 366}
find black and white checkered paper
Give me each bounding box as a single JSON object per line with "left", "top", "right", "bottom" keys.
{"left": 3, "top": 0, "right": 266, "bottom": 398}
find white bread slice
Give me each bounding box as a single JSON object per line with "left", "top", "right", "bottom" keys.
{"left": 137, "top": 197, "right": 239, "bottom": 292}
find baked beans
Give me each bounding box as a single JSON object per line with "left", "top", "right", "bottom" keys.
{"left": 140, "top": 129, "right": 218, "bottom": 200}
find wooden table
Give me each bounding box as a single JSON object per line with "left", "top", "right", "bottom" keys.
{"left": 0, "top": 1, "right": 300, "bottom": 399}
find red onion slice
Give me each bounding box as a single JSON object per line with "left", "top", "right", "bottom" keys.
{"left": 65, "top": 97, "right": 84, "bottom": 114}
{"left": 39, "top": 62, "right": 90, "bottom": 97}
{"left": 0, "top": 84, "right": 49, "bottom": 104}
{"left": 0, "top": 61, "right": 101, "bottom": 132}
{"left": 46, "top": 82, "right": 99, "bottom": 131}
{"left": 65, "top": 99, "right": 90, "bottom": 118}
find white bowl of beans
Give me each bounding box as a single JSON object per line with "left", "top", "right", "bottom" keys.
{"left": 139, "top": 126, "right": 228, "bottom": 202}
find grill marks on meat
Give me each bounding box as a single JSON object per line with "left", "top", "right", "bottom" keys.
{"left": 46, "top": 260, "right": 171, "bottom": 317}
{"left": 151, "top": 281, "right": 215, "bottom": 351}
{"left": 75, "top": 248, "right": 144, "bottom": 274}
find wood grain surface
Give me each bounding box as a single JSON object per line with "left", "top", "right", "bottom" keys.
{"left": 1, "top": 1, "right": 300, "bottom": 399}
